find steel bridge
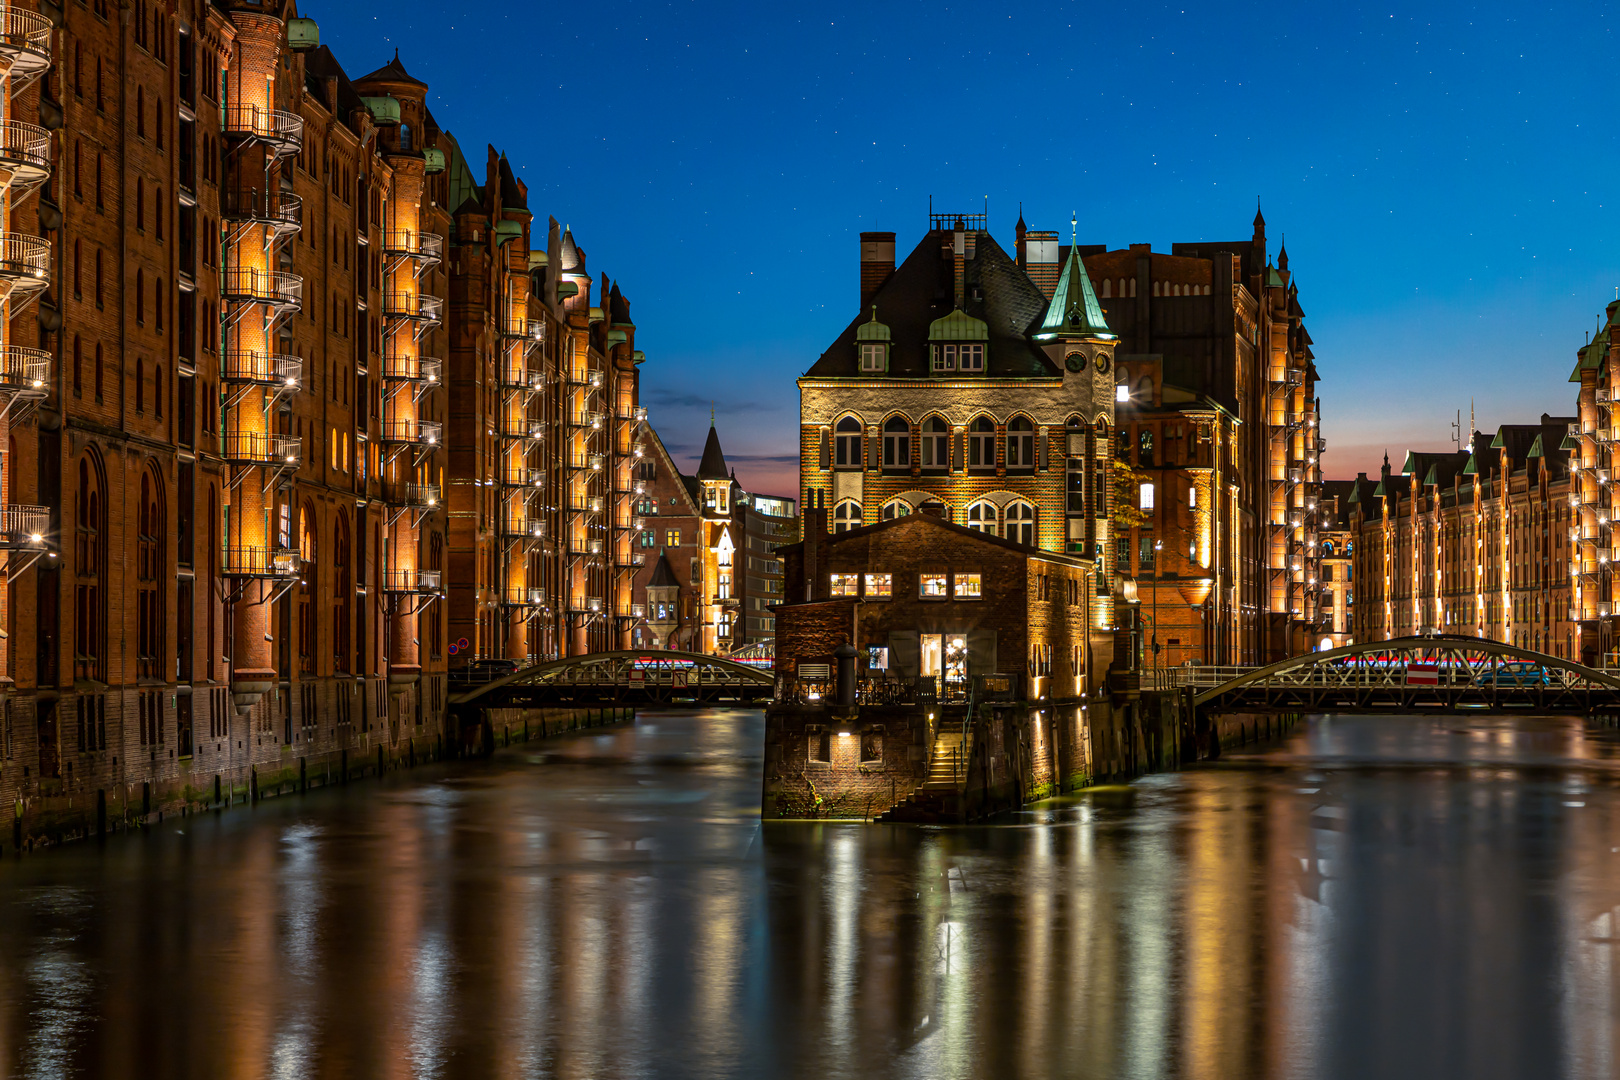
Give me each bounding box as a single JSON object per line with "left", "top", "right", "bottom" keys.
{"left": 447, "top": 649, "right": 775, "bottom": 708}
{"left": 1154, "top": 635, "right": 1620, "bottom": 715}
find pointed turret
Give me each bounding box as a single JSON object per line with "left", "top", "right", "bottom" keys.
{"left": 648, "top": 548, "right": 680, "bottom": 588}
{"left": 1036, "top": 240, "right": 1115, "bottom": 341}
{"left": 697, "top": 423, "right": 730, "bottom": 480}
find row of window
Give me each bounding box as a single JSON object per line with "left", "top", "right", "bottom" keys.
{"left": 829, "top": 572, "right": 983, "bottom": 600}
{"left": 834, "top": 416, "right": 1042, "bottom": 470}
{"left": 831, "top": 499, "right": 1038, "bottom": 543}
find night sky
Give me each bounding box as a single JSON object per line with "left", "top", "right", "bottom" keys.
{"left": 314, "top": 2, "right": 1620, "bottom": 496}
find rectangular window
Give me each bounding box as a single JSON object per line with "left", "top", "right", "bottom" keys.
{"left": 958, "top": 343, "right": 984, "bottom": 371}
{"left": 954, "top": 572, "right": 982, "bottom": 599}
{"left": 1188, "top": 485, "right": 1197, "bottom": 508}
{"left": 666, "top": 529, "right": 681, "bottom": 547}
{"left": 932, "top": 345, "right": 954, "bottom": 373}
{"left": 830, "top": 573, "right": 859, "bottom": 597}
{"left": 1139, "top": 536, "right": 1157, "bottom": 571}
{"left": 640, "top": 530, "right": 655, "bottom": 548}
{"left": 920, "top": 572, "right": 948, "bottom": 599}
{"left": 864, "top": 572, "right": 891, "bottom": 598}
{"left": 1139, "top": 482, "right": 1154, "bottom": 511}
{"left": 859, "top": 343, "right": 884, "bottom": 371}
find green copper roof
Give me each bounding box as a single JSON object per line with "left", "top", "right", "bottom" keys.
{"left": 855, "top": 306, "right": 892, "bottom": 342}
{"left": 927, "top": 307, "right": 989, "bottom": 342}
{"left": 1527, "top": 433, "right": 1545, "bottom": 458}
{"left": 1571, "top": 316, "right": 1612, "bottom": 381}
{"left": 1267, "top": 266, "right": 1286, "bottom": 289}
{"left": 1036, "top": 244, "right": 1115, "bottom": 341}
{"left": 1463, "top": 454, "right": 1478, "bottom": 475}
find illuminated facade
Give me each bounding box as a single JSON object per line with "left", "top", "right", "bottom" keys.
{"left": 1348, "top": 419, "right": 1577, "bottom": 658}
{"left": 1317, "top": 479, "right": 1357, "bottom": 647}
{"left": 800, "top": 212, "right": 1119, "bottom": 631}
{"left": 0, "top": 2, "right": 648, "bottom": 838}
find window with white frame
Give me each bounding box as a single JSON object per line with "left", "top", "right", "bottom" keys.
{"left": 834, "top": 416, "right": 861, "bottom": 467}
{"left": 882, "top": 501, "right": 910, "bottom": 520}
{"left": 932, "top": 345, "right": 955, "bottom": 373}
{"left": 859, "top": 342, "right": 885, "bottom": 372}
{"left": 958, "top": 343, "right": 984, "bottom": 371}
{"left": 921, "top": 416, "right": 949, "bottom": 470}
{"left": 833, "top": 500, "right": 862, "bottom": 533}
{"left": 967, "top": 501, "right": 997, "bottom": 535}
{"left": 1005, "top": 501, "right": 1036, "bottom": 546}
{"left": 829, "top": 573, "right": 859, "bottom": 597}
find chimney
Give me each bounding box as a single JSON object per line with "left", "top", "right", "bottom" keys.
{"left": 1024, "top": 230, "right": 1059, "bottom": 299}
{"left": 803, "top": 507, "right": 828, "bottom": 600}
{"left": 860, "top": 232, "right": 895, "bottom": 308}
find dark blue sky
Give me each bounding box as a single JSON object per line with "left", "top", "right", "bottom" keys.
{"left": 318, "top": 2, "right": 1618, "bottom": 493}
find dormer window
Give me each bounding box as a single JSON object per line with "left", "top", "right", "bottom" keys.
{"left": 859, "top": 343, "right": 886, "bottom": 372}
{"left": 932, "top": 343, "right": 984, "bottom": 373}
{"left": 856, "top": 306, "right": 892, "bottom": 374}
{"left": 927, "top": 308, "right": 990, "bottom": 376}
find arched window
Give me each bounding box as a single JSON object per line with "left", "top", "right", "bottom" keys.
{"left": 969, "top": 416, "right": 995, "bottom": 468}
{"left": 882, "top": 416, "right": 910, "bottom": 470}
{"left": 921, "top": 416, "right": 949, "bottom": 471}
{"left": 1100, "top": 278, "right": 1111, "bottom": 298}
{"left": 1006, "top": 416, "right": 1035, "bottom": 470}
{"left": 834, "top": 416, "right": 862, "bottom": 467}
{"left": 298, "top": 502, "right": 317, "bottom": 673}
{"left": 1322, "top": 541, "right": 1335, "bottom": 557}
{"left": 1138, "top": 427, "right": 1154, "bottom": 467}
{"left": 74, "top": 455, "right": 105, "bottom": 680}
{"left": 882, "top": 501, "right": 911, "bottom": 520}
{"left": 1006, "top": 501, "right": 1036, "bottom": 546}
{"left": 833, "top": 500, "right": 862, "bottom": 533}
{"left": 967, "top": 501, "right": 998, "bottom": 535}
{"left": 136, "top": 469, "right": 164, "bottom": 680}
{"left": 399, "top": 122, "right": 412, "bottom": 151}
{"left": 333, "top": 512, "right": 351, "bottom": 674}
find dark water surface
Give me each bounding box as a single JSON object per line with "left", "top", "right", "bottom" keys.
{"left": 3, "top": 710, "right": 1620, "bottom": 1078}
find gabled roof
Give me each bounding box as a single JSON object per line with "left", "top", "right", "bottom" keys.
{"left": 496, "top": 153, "right": 528, "bottom": 213}
{"left": 355, "top": 50, "right": 427, "bottom": 89}
{"left": 1037, "top": 240, "right": 1114, "bottom": 341}
{"left": 808, "top": 229, "right": 1058, "bottom": 379}
{"left": 696, "top": 425, "right": 729, "bottom": 481}
{"left": 778, "top": 509, "right": 1092, "bottom": 565}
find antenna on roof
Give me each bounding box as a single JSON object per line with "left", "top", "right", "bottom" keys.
{"left": 1070, "top": 212, "right": 1077, "bottom": 244}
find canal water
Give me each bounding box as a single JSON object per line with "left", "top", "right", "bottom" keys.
{"left": 1, "top": 709, "right": 1619, "bottom": 1079}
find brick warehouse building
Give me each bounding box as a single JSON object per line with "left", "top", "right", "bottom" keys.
{"left": 801, "top": 208, "right": 1321, "bottom": 667}
{"left": 0, "top": 1, "right": 648, "bottom": 844}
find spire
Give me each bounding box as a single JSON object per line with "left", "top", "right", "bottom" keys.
{"left": 647, "top": 548, "right": 680, "bottom": 588}
{"left": 1277, "top": 234, "right": 1288, "bottom": 271}
{"left": 1253, "top": 198, "right": 1266, "bottom": 234}
{"left": 1036, "top": 217, "right": 1115, "bottom": 342}
{"left": 697, "top": 423, "right": 729, "bottom": 480}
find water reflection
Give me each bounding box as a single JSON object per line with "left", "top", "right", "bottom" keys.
{"left": 1, "top": 711, "right": 1620, "bottom": 1078}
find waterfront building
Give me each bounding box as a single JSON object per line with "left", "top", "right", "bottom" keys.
{"left": 801, "top": 208, "right": 1320, "bottom": 667}
{"left": 0, "top": 2, "right": 648, "bottom": 839}
{"left": 1347, "top": 416, "right": 1577, "bottom": 659}
{"left": 1317, "top": 479, "right": 1357, "bottom": 648}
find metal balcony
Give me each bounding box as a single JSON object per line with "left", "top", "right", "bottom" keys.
{"left": 504, "top": 516, "right": 546, "bottom": 541}
{"left": 497, "top": 413, "right": 546, "bottom": 440}
{"left": 0, "top": 504, "right": 48, "bottom": 549}
{"left": 222, "top": 104, "right": 304, "bottom": 158}
{"left": 381, "top": 353, "right": 441, "bottom": 385}
{"left": 0, "top": 345, "right": 48, "bottom": 396}
{"left": 223, "top": 349, "right": 301, "bottom": 388}
{"left": 221, "top": 431, "right": 301, "bottom": 467}
{"left": 221, "top": 546, "right": 301, "bottom": 579}
{"left": 383, "top": 482, "right": 440, "bottom": 508}
{"left": 569, "top": 409, "right": 605, "bottom": 431}
{"left": 0, "top": 231, "right": 48, "bottom": 302}
{"left": 382, "top": 568, "right": 442, "bottom": 594}
{"left": 568, "top": 493, "right": 605, "bottom": 514}
{"left": 569, "top": 537, "right": 605, "bottom": 556}
{"left": 0, "top": 8, "right": 53, "bottom": 93}
{"left": 499, "top": 366, "right": 546, "bottom": 392}
{"left": 222, "top": 267, "right": 302, "bottom": 311}
{"left": 222, "top": 188, "right": 302, "bottom": 239}
{"left": 565, "top": 366, "right": 603, "bottom": 387}
{"left": 0, "top": 121, "right": 51, "bottom": 195}
{"left": 569, "top": 452, "right": 605, "bottom": 471}
{"left": 618, "top": 404, "right": 649, "bottom": 424}
{"left": 382, "top": 291, "right": 443, "bottom": 324}
{"left": 1601, "top": 389, "right": 1613, "bottom": 404}
{"left": 501, "top": 466, "right": 546, "bottom": 489}
{"left": 379, "top": 418, "right": 441, "bottom": 446}
{"left": 1287, "top": 467, "right": 1303, "bottom": 484}
{"left": 500, "top": 314, "right": 545, "bottom": 343}
{"left": 615, "top": 550, "right": 645, "bottom": 568}
{"left": 502, "top": 585, "right": 548, "bottom": 608}
{"left": 382, "top": 230, "right": 444, "bottom": 270}
{"left": 1286, "top": 369, "right": 1303, "bottom": 386}
{"left": 568, "top": 596, "right": 604, "bottom": 614}
{"left": 627, "top": 603, "right": 646, "bottom": 619}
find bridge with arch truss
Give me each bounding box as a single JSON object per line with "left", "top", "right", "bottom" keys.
{"left": 447, "top": 649, "right": 775, "bottom": 709}
{"left": 1160, "top": 635, "right": 1620, "bottom": 716}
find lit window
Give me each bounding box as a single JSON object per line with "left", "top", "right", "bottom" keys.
{"left": 830, "top": 573, "right": 859, "bottom": 597}
{"left": 666, "top": 529, "right": 681, "bottom": 547}
{"left": 920, "top": 572, "right": 947, "bottom": 599}
{"left": 954, "top": 572, "right": 982, "bottom": 598}
{"left": 864, "top": 572, "right": 892, "bottom": 598}
{"left": 1116, "top": 383, "right": 1129, "bottom": 402}
{"left": 1188, "top": 486, "right": 1198, "bottom": 508}
{"left": 1140, "top": 483, "right": 1154, "bottom": 511}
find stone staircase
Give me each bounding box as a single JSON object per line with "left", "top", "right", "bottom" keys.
{"left": 875, "top": 729, "right": 968, "bottom": 823}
